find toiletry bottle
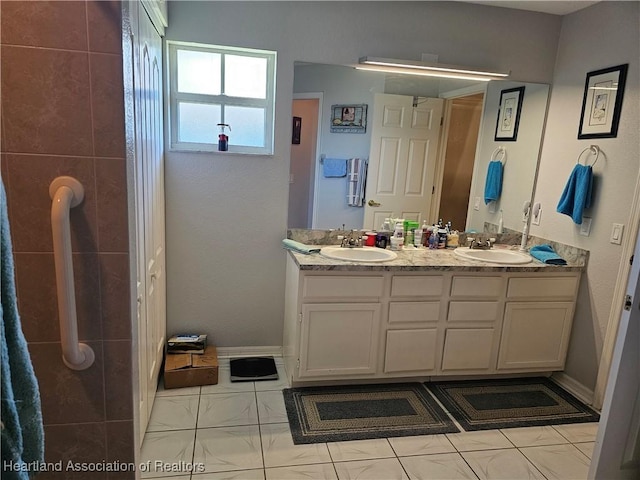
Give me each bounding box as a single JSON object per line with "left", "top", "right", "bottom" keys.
{"left": 414, "top": 223, "right": 423, "bottom": 247}
{"left": 421, "top": 220, "right": 429, "bottom": 246}
{"left": 438, "top": 227, "right": 448, "bottom": 249}
{"left": 393, "top": 222, "right": 404, "bottom": 247}
{"left": 498, "top": 210, "right": 504, "bottom": 234}
{"left": 428, "top": 227, "right": 437, "bottom": 249}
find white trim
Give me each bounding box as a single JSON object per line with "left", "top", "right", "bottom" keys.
{"left": 215, "top": 345, "right": 283, "bottom": 358}
{"left": 551, "top": 371, "right": 596, "bottom": 407}
{"left": 439, "top": 83, "right": 487, "bottom": 100}
{"left": 594, "top": 168, "right": 640, "bottom": 409}
{"left": 293, "top": 92, "right": 324, "bottom": 229}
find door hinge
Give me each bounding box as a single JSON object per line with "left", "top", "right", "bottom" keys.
{"left": 296, "top": 358, "right": 300, "bottom": 369}
{"left": 298, "top": 313, "right": 303, "bottom": 323}
{"left": 432, "top": 185, "right": 435, "bottom": 195}
{"left": 440, "top": 117, "right": 444, "bottom": 126}
{"left": 624, "top": 294, "right": 633, "bottom": 311}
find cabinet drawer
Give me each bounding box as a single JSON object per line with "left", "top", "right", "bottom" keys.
{"left": 302, "top": 276, "right": 384, "bottom": 300}
{"left": 384, "top": 329, "right": 437, "bottom": 373}
{"left": 507, "top": 277, "right": 579, "bottom": 299}
{"left": 451, "top": 276, "right": 504, "bottom": 297}
{"left": 447, "top": 301, "right": 500, "bottom": 322}
{"left": 389, "top": 302, "right": 440, "bottom": 323}
{"left": 441, "top": 328, "right": 495, "bottom": 371}
{"left": 391, "top": 276, "right": 444, "bottom": 297}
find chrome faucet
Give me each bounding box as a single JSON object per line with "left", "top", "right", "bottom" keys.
{"left": 467, "top": 236, "right": 495, "bottom": 250}
{"left": 339, "top": 230, "right": 364, "bottom": 248}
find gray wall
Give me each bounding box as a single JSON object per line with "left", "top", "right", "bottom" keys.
{"left": 164, "top": 1, "right": 562, "bottom": 346}
{"left": 530, "top": 1, "right": 639, "bottom": 391}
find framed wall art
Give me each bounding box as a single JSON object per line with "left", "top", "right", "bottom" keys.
{"left": 330, "top": 104, "right": 367, "bottom": 133}
{"left": 578, "top": 64, "right": 628, "bottom": 139}
{"left": 292, "top": 116, "right": 301, "bottom": 144}
{"left": 495, "top": 86, "right": 525, "bottom": 141}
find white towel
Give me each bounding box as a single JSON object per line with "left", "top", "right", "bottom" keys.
{"left": 347, "top": 158, "right": 368, "bottom": 207}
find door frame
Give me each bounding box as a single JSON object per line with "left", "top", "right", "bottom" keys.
{"left": 594, "top": 167, "right": 640, "bottom": 408}
{"left": 293, "top": 92, "right": 324, "bottom": 229}
{"left": 430, "top": 84, "right": 487, "bottom": 224}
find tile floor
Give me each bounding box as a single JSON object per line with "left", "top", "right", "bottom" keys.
{"left": 141, "top": 358, "right": 597, "bottom": 480}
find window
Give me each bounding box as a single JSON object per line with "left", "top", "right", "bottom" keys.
{"left": 167, "top": 41, "right": 276, "bottom": 154}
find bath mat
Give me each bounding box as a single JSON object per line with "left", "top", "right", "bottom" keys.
{"left": 427, "top": 377, "right": 599, "bottom": 431}
{"left": 283, "top": 383, "right": 459, "bottom": 444}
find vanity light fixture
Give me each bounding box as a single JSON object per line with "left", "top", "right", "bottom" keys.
{"left": 356, "top": 56, "right": 510, "bottom": 82}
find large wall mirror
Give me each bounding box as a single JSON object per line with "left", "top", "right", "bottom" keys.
{"left": 287, "top": 62, "right": 549, "bottom": 235}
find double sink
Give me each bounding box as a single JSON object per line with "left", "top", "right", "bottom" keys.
{"left": 319, "top": 245, "right": 532, "bottom": 265}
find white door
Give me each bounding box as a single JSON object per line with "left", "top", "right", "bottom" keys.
{"left": 364, "top": 94, "right": 443, "bottom": 230}
{"left": 589, "top": 227, "right": 640, "bottom": 479}
{"left": 132, "top": 2, "right": 166, "bottom": 441}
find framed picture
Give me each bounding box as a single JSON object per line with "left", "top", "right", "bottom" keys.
{"left": 292, "top": 116, "right": 301, "bottom": 144}
{"left": 330, "top": 104, "right": 367, "bottom": 133}
{"left": 495, "top": 86, "right": 525, "bottom": 141}
{"left": 578, "top": 64, "right": 628, "bottom": 139}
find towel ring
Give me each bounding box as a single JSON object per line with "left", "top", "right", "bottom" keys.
{"left": 491, "top": 147, "right": 507, "bottom": 164}
{"left": 577, "top": 145, "right": 600, "bottom": 167}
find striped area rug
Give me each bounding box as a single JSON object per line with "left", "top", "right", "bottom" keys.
{"left": 283, "top": 383, "right": 458, "bottom": 444}
{"left": 427, "top": 377, "right": 599, "bottom": 431}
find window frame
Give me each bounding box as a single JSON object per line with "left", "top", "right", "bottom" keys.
{"left": 166, "top": 40, "right": 276, "bottom": 155}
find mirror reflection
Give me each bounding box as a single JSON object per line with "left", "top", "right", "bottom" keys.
{"left": 288, "top": 62, "right": 549, "bottom": 235}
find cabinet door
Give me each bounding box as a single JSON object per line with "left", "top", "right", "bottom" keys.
{"left": 498, "top": 302, "right": 574, "bottom": 370}
{"left": 299, "top": 304, "right": 381, "bottom": 377}
{"left": 441, "top": 328, "right": 495, "bottom": 371}
{"left": 384, "top": 329, "right": 437, "bottom": 373}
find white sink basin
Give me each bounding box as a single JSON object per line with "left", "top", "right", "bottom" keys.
{"left": 454, "top": 247, "right": 532, "bottom": 265}
{"left": 320, "top": 246, "right": 398, "bottom": 263}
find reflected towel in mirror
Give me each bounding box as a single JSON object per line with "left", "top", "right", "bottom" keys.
{"left": 347, "top": 158, "right": 367, "bottom": 207}
{"left": 484, "top": 160, "right": 503, "bottom": 204}
{"left": 322, "top": 158, "right": 347, "bottom": 177}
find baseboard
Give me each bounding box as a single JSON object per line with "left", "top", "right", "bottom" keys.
{"left": 215, "top": 346, "right": 283, "bottom": 359}
{"left": 551, "top": 372, "right": 596, "bottom": 408}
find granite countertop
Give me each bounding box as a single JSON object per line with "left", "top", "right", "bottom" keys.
{"left": 288, "top": 245, "right": 586, "bottom": 272}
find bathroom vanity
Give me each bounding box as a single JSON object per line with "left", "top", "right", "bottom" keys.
{"left": 282, "top": 248, "right": 584, "bottom": 386}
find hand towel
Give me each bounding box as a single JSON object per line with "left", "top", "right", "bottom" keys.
{"left": 282, "top": 239, "right": 321, "bottom": 255}
{"left": 556, "top": 164, "right": 593, "bottom": 224}
{"left": 347, "top": 158, "right": 368, "bottom": 207}
{"left": 322, "top": 158, "right": 347, "bottom": 178}
{"left": 1, "top": 179, "right": 44, "bottom": 475}
{"left": 529, "top": 244, "right": 567, "bottom": 265}
{"left": 484, "top": 160, "right": 503, "bottom": 204}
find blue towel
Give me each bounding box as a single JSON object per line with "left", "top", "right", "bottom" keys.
{"left": 322, "top": 158, "right": 347, "bottom": 178}
{"left": 557, "top": 164, "right": 593, "bottom": 224}
{"left": 282, "top": 239, "right": 321, "bottom": 255}
{"left": 484, "top": 160, "right": 503, "bottom": 204}
{"left": 1, "top": 180, "right": 44, "bottom": 477}
{"left": 530, "top": 244, "right": 567, "bottom": 265}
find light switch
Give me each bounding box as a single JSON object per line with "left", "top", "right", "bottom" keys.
{"left": 580, "top": 217, "right": 592, "bottom": 236}
{"left": 610, "top": 223, "right": 624, "bottom": 245}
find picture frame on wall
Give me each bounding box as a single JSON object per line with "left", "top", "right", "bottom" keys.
{"left": 578, "top": 64, "right": 628, "bottom": 139}
{"left": 292, "top": 116, "right": 302, "bottom": 144}
{"left": 330, "top": 104, "right": 367, "bottom": 133}
{"left": 495, "top": 86, "right": 525, "bottom": 141}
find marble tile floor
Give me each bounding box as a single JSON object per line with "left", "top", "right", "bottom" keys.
{"left": 141, "top": 358, "right": 597, "bottom": 480}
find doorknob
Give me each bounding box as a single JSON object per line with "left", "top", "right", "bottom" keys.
{"left": 368, "top": 199, "right": 381, "bottom": 207}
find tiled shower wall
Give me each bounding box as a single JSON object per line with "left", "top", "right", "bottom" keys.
{"left": 1, "top": 1, "right": 134, "bottom": 478}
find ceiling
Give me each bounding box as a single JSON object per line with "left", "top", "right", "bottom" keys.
{"left": 459, "top": 1, "right": 600, "bottom": 16}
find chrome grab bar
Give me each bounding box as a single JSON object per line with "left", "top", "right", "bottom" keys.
{"left": 49, "top": 176, "right": 95, "bottom": 370}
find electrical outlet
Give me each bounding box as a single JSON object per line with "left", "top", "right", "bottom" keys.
{"left": 580, "top": 217, "right": 592, "bottom": 236}
{"left": 474, "top": 197, "right": 480, "bottom": 211}
{"left": 532, "top": 202, "right": 542, "bottom": 225}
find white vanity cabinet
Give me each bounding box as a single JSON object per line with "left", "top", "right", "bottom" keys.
{"left": 497, "top": 276, "right": 580, "bottom": 371}
{"left": 283, "top": 253, "right": 582, "bottom": 386}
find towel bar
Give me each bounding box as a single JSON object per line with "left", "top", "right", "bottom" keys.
{"left": 49, "top": 176, "right": 95, "bottom": 371}
{"left": 491, "top": 146, "right": 507, "bottom": 164}
{"left": 577, "top": 145, "right": 600, "bottom": 167}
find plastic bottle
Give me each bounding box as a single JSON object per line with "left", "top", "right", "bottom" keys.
{"left": 393, "top": 222, "right": 404, "bottom": 247}
{"left": 428, "top": 228, "right": 438, "bottom": 249}
{"left": 414, "top": 223, "right": 424, "bottom": 247}
{"left": 437, "top": 227, "right": 448, "bottom": 249}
